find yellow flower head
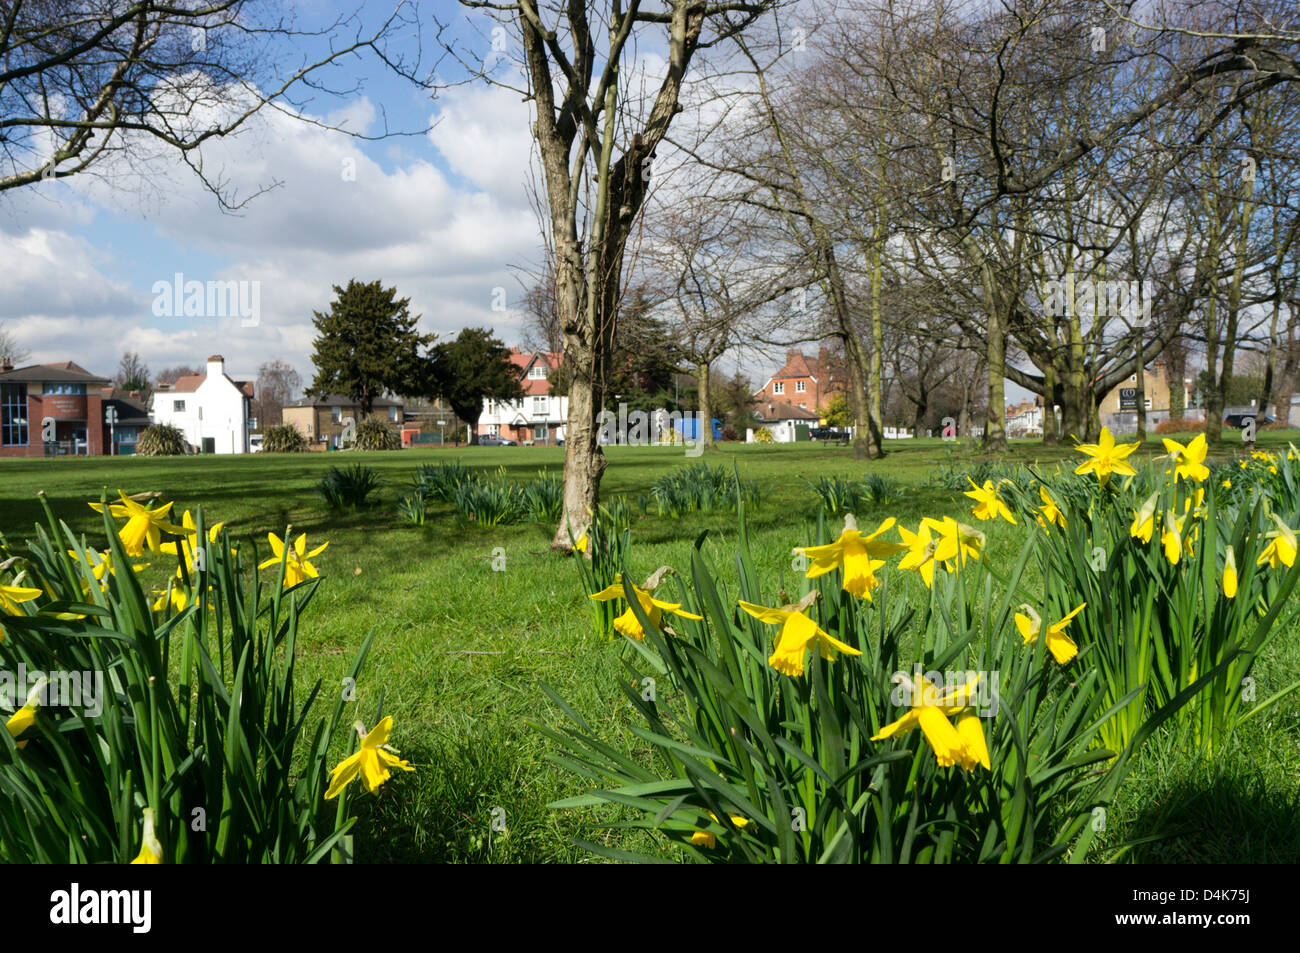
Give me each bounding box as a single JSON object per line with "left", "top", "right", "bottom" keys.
{"left": 324, "top": 716, "right": 416, "bottom": 799}
{"left": 257, "top": 531, "right": 328, "bottom": 589}
{"left": 964, "top": 478, "right": 1018, "bottom": 524}
{"left": 1161, "top": 510, "right": 1187, "bottom": 565}
{"left": 590, "top": 567, "right": 703, "bottom": 641}
{"left": 130, "top": 808, "right": 163, "bottom": 864}
{"left": 1074, "top": 427, "right": 1139, "bottom": 485}
{"left": 1223, "top": 546, "right": 1238, "bottom": 599}
{"left": 1162, "top": 433, "right": 1210, "bottom": 483}
{"left": 1035, "top": 485, "right": 1067, "bottom": 532}
{"left": 1257, "top": 515, "right": 1298, "bottom": 570}
{"left": 793, "top": 515, "right": 905, "bottom": 599}
{"left": 738, "top": 592, "right": 860, "bottom": 677}
{"left": 89, "top": 491, "right": 187, "bottom": 556}
{"left": 871, "top": 673, "right": 987, "bottom": 771}
{"left": 1130, "top": 492, "right": 1159, "bottom": 544}
{"left": 5, "top": 677, "right": 46, "bottom": 749}
{"left": 0, "top": 580, "right": 43, "bottom": 620}
{"left": 922, "top": 516, "right": 984, "bottom": 568}
{"left": 1015, "top": 603, "right": 1085, "bottom": 664}
{"left": 897, "top": 521, "right": 939, "bottom": 588}
{"left": 691, "top": 813, "right": 749, "bottom": 848}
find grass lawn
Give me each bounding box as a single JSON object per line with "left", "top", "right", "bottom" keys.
{"left": 3, "top": 431, "right": 1299, "bottom": 862}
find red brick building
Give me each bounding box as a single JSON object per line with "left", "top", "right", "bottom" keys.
{"left": 754, "top": 347, "right": 847, "bottom": 413}
{"left": 0, "top": 361, "right": 112, "bottom": 457}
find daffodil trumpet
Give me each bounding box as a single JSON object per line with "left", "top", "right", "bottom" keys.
{"left": 589, "top": 567, "right": 702, "bottom": 641}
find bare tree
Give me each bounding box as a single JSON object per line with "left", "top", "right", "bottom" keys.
{"left": 1, "top": 2, "right": 428, "bottom": 204}
{"left": 445, "top": 0, "right": 780, "bottom": 549}
{"left": 0, "top": 321, "right": 30, "bottom": 366}
{"left": 256, "top": 359, "right": 302, "bottom": 428}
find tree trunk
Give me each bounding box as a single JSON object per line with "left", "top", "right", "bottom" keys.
{"left": 696, "top": 360, "right": 714, "bottom": 450}
{"left": 1041, "top": 363, "right": 1059, "bottom": 445}
{"left": 1135, "top": 335, "right": 1147, "bottom": 443}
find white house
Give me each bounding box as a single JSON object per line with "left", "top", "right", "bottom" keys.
{"left": 151, "top": 354, "right": 255, "bottom": 454}
{"left": 478, "top": 349, "right": 568, "bottom": 445}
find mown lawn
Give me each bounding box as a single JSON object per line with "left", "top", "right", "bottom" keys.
{"left": 2, "top": 432, "right": 1298, "bottom": 862}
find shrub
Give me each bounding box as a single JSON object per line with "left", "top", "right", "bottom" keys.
{"left": 136, "top": 423, "right": 188, "bottom": 456}
{"left": 521, "top": 471, "right": 564, "bottom": 522}
{"left": 415, "top": 461, "right": 473, "bottom": 502}
{"left": 396, "top": 489, "right": 428, "bottom": 525}
{"left": 0, "top": 498, "right": 374, "bottom": 862}
{"left": 753, "top": 427, "right": 774, "bottom": 444}
{"left": 651, "top": 463, "right": 759, "bottom": 517}
{"left": 454, "top": 477, "right": 522, "bottom": 527}
{"left": 807, "top": 475, "right": 865, "bottom": 516}
{"left": 263, "top": 424, "right": 308, "bottom": 453}
{"left": 350, "top": 416, "right": 401, "bottom": 451}
{"left": 720, "top": 424, "right": 739, "bottom": 442}
{"left": 862, "top": 472, "right": 901, "bottom": 505}
{"left": 318, "top": 464, "right": 381, "bottom": 510}
{"left": 1154, "top": 417, "right": 1206, "bottom": 435}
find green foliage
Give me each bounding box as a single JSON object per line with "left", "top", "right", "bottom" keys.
{"left": 262, "top": 424, "right": 308, "bottom": 453}
{"left": 567, "top": 501, "right": 633, "bottom": 640}
{"left": 651, "top": 463, "right": 760, "bottom": 517}
{"left": 520, "top": 471, "right": 564, "bottom": 522}
{"left": 0, "top": 499, "right": 369, "bottom": 862}
{"left": 396, "top": 489, "right": 427, "bottom": 525}
{"left": 306, "top": 279, "right": 435, "bottom": 416}
{"left": 415, "top": 461, "right": 471, "bottom": 502}
{"left": 136, "top": 423, "right": 187, "bottom": 456}
{"left": 822, "top": 392, "right": 850, "bottom": 427}
{"left": 807, "top": 475, "right": 866, "bottom": 516}
{"left": 350, "top": 416, "right": 400, "bottom": 451}
{"left": 318, "top": 464, "right": 381, "bottom": 510}
{"left": 431, "top": 328, "right": 524, "bottom": 439}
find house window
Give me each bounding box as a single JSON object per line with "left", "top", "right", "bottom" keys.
{"left": 533, "top": 396, "right": 548, "bottom": 414}
{"left": 332, "top": 407, "right": 342, "bottom": 423}
{"left": 45, "top": 383, "right": 86, "bottom": 396}
{"left": 173, "top": 399, "right": 186, "bottom": 413}
{"left": 534, "top": 425, "right": 547, "bottom": 441}
{"left": 2, "top": 384, "right": 28, "bottom": 446}
{"left": 796, "top": 381, "right": 806, "bottom": 393}
{"left": 528, "top": 365, "right": 547, "bottom": 379}
{"left": 388, "top": 406, "right": 399, "bottom": 422}
{"left": 774, "top": 382, "right": 785, "bottom": 395}
{"left": 485, "top": 399, "right": 495, "bottom": 416}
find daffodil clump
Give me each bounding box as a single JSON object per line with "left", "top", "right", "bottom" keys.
{"left": 0, "top": 492, "right": 402, "bottom": 863}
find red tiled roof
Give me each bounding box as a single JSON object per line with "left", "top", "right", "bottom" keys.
{"left": 509, "top": 348, "right": 562, "bottom": 396}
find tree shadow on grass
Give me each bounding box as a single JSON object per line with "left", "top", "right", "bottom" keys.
{"left": 1117, "top": 772, "right": 1300, "bottom": 863}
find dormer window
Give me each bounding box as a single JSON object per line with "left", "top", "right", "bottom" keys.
{"left": 528, "top": 365, "right": 547, "bottom": 379}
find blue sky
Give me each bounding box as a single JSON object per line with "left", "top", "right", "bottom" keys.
{"left": 0, "top": 0, "right": 1031, "bottom": 411}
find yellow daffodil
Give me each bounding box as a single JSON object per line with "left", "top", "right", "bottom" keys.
{"left": 1035, "top": 485, "right": 1066, "bottom": 532}
{"left": 922, "top": 516, "right": 984, "bottom": 568}
{"left": 589, "top": 568, "right": 702, "bottom": 641}
{"left": 1257, "top": 515, "right": 1298, "bottom": 569}
{"left": 5, "top": 677, "right": 46, "bottom": 750}
{"left": 324, "top": 716, "right": 415, "bottom": 799}
{"left": 793, "top": 515, "right": 905, "bottom": 599}
{"left": 1223, "top": 546, "right": 1238, "bottom": 598}
{"left": 965, "top": 478, "right": 1018, "bottom": 524}
{"left": 0, "top": 581, "right": 42, "bottom": 618}
{"left": 258, "top": 531, "right": 328, "bottom": 588}
{"left": 1162, "top": 433, "right": 1210, "bottom": 483}
{"left": 897, "top": 521, "right": 939, "bottom": 588}
{"left": 88, "top": 491, "right": 186, "bottom": 556}
{"left": 1130, "top": 492, "right": 1159, "bottom": 544}
{"left": 1161, "top": 510, "right": 1190, "bottom": 565}
{"left": 1222, "top": 479, "right": 1232, "bottom": 489}
{"left": 691, "top": 813, "right": 749, "bottom": 848}
{"left": 1239, "top": 459, "right": 1248, "bottom": 470}
{"left": 738, "top": 592, "right": 859, "bottom": 676}
{"left": 1074, "top": 427, "right": 1139, "bottom": 485}
{"left": 573, "top": 531, "right": 588, "bottom": 554}
{"left": 1269, "top": 465, "right": 1278, "bottom": 474}
{"left": 1015, "top": 603, "right": 1085, "bottom": 664}
{"left": 130, "top": 808, "right": 163, "bottom": 864}
{"left": 871, "top": 673, "right": 988, "bottom": 771}
{"left": 160, "top": 510, "right": 226, "bottom": 566}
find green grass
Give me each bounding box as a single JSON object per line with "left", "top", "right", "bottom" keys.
{"left": 3, "top": 431, "right": 1299, "bottom": 862}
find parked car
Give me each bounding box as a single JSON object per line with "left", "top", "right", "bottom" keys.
{"left": 1223, "top": 412, "right": 1274, "bottom": 429}
{"left": 809, "top": 427, "right": 850, "bottom": 444}
{"left": 249, "top": 434, "right": 264, "bottom": 453}
{"left": 477, "top": 434, "right": 517, "bottom": 446}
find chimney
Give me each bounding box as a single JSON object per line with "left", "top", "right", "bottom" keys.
{"left": 207, "top": 354, "right": 225, "bottom": 379}
{"left": 0, "top": 357, "right": 11, "bottom": 372}
{"left": 786, "top": 349, "right": 797, "bottom": 362}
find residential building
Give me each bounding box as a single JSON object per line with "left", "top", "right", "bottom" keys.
{"left": 751, "top": 398, "right": 820, "bottom": 433}
{"left": 478, "top": 350, "right": 568, "bottom": 446}
{"left": 282, "top": 393, "right": 404, "bottom": 449}
{"left": 1097, "top": 361, "right": 1193, "bottom": 432}
{"left": 754, "top": 347, "right": 847, "bottom": 413}
{"left": 1005, "top": 397, "right": 1044, "bottom": 438}
{"left": 150, "top": 355, "right": 255, "bottom": 454}
{"left": 0, "top": 360, "right": 111, "bottom": 457}
{"left": 100, "top": 389, "right": 153, "bottom": 456}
